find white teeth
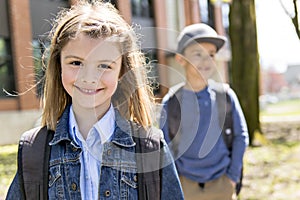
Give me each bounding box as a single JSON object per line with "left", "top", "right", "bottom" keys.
{"left": 81, "top": 88, "right": 96, "bottom": 93}
{"left": 75, "top": 85, "right": 97, "bottom": 94}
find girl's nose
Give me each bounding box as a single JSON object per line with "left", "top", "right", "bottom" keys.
{"left": 78, "top": 67, "right": 100, "bottom": 84}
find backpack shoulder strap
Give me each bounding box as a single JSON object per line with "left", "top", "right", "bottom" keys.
{"left": 162, "top": 82, "right": 185, "bottom": 104}
{"left": 166, "top": 85, "right": 184, "bottom": 157}
{"left": 166, "top": 84, "right": 184, "bottom": 140}
{"left": 130, "top": 122, "right": 161, "bottom": 200}
{"left": 18, "top": 126, "right": 54, "bottom": 200}
{"left": 209, "top": 81, "right": 234, "bottom": 150}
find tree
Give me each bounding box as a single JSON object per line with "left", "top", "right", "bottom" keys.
{"left": 280, "top": 0, "right": 300, "bottom": 39}
{"left": 291, "top": 0, "right": 300, "bottom": 38}
{"left": 229, "top": 0, "right": 261, "bottom": 145}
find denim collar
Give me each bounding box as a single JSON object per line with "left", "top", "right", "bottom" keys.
{"left": 49, "top": 105, "right": 71, "bottom": 145}
{"left": 49, "top": 105, "right": 136, "bottom": 148}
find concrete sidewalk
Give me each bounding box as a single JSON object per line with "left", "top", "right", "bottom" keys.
{"left": 0, "top": 109, "right": 42, "bottom": 145}
{"left": 260, "top": 115, "right": 300, "bottom": 123}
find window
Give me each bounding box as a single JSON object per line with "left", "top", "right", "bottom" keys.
{"left": 0, "top": 38, "right": 15, "bottom": 98}
{"left": 32, "top": 39, "right": 50, "bottom": 97}
{"left": 131, "top": 0, "right": 154, "bottom": 18}
{"left": 143, "top": 49, "right": 160, "bottom": 95}
{"left": 130, "top": 0, "right": 157, "bottom": 93}
{"left": 199, "top": 0, "right": 209, "bottom": 23}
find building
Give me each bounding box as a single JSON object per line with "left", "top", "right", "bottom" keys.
{"left": 0, "top": 0, "right": 229, "bottom": 144}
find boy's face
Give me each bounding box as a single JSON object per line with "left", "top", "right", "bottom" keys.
{"left": 180, "top": 42, "right": 217, "bottom": 81}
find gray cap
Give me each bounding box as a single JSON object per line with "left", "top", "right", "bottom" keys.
{"left": 177, "top": 23, "right": 227, "bottom": 54}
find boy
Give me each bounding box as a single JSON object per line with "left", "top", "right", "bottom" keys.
{"left": 160, "top": 23, "right": 249, "bottom": 200}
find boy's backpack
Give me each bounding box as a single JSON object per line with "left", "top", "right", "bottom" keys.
{"left": 17, "top": 124, "right": 161, "bottom": 200}
{"left": 166, "top": 82, "right": 243, "bottom": 195}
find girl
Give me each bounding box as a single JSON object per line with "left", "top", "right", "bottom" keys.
{"left": 6, "top": 1, "right": 183, "bottom": 199}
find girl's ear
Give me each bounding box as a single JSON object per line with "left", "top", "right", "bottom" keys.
{"left": 175, "top": 53, "right": 186, "bottom": 66}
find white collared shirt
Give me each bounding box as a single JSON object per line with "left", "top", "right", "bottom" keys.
{"left": 69, "top": 105, "right": 115, "bottom": 200}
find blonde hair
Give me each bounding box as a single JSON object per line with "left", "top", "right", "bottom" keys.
{"left": 42, "top": 1, "right": 155, "bottom": 130}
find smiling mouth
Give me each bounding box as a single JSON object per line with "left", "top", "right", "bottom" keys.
{"left": 74, "top": 85, "right": 102, "bottom": 95}
{"left": 198, "top": 66, "right": 211, "bottom": 71}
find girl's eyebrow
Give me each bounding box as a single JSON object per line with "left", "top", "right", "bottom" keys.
{"left": 63, "top": 55, "right": 117, "bottom": 64}
{"left": 99, "top": 60, "right": 117, "bottom": 64}
{"left": 64, "top": 55, "right": 83, "bottom": 60}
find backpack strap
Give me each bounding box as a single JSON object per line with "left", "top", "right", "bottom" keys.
{"left": 209, "top": 82, "right": 234, "bottom": 151}
{"left": 130, "top": 122, "right": 161, "bottom": 200}
{"left": 18, "top": 126, "right": 54, "bottom": 200}
{"left": 166, "top": 87, "right": 183, "bottom": 157}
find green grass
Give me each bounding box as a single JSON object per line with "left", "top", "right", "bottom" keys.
{"left": 260, "top": 99, "right": 300, "bottom": 117}
{"left": 0, "top": 144, "right": 17, "bottom": 199}
{"left": 240, "top": 140, "right": 300, "bottom": 200}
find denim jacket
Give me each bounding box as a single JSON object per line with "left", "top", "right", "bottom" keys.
{"left": 6, "top": 107, "right": 184, "bottom": 200}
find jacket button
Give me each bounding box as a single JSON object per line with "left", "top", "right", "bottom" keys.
{"left": 71, "top": 182, "right": 77, "bottom": 191}
{"left": 107, "top": 149, "right": 112, "bottom": 156}
{"left": 105, "top": 190, "right": 111, "bottom": 197}
{"left": 72, "top": 146, "right": 77, "bottom": 152}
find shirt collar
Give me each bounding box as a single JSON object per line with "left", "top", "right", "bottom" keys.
{"left": 50, "top": 105, "right": 135, "bottom": 148}
{"left": 93, "top": 105, "right": 115, "bottom": 144}
{"left": 69, "top": 104, "right": 115, "bottom": 147}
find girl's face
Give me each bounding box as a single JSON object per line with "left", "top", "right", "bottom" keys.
{"left": 181, "top": 42, "right": 217, "bottom": 80}
{"left": 60, "top": 33, "right": 122, "bottom": 111}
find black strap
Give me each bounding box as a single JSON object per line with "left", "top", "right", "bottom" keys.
{"left": 215, "top": 89, "right": 234, "bottom": 151}
{"left": 130, "top": 122, "right": 161, "bottom": 200}
{"left": 167, "top": 89, "right": 182, "bottom": 157}
{"left": 18, "top": 126, "right": 54, "bottom": 200}
{"left": 17, "top": 139, "right": 25, "bottom": 200}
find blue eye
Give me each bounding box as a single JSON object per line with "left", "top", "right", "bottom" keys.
{"left": 99, "top": 64, "right": 111, "bottom": 69}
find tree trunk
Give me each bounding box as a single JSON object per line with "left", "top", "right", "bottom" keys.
{"left": 229, "top": 0, "right": 261, "bottom": 145}
{"left": 292, "top": 0, "right": 300, "bottom": 39}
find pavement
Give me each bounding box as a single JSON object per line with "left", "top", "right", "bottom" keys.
{"left": 260, "top": 115, "right": 300, "bottom": 123}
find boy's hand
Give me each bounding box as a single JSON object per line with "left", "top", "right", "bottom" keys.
{"left": 229, "top": 179, "right": 236, "bottom": 188}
